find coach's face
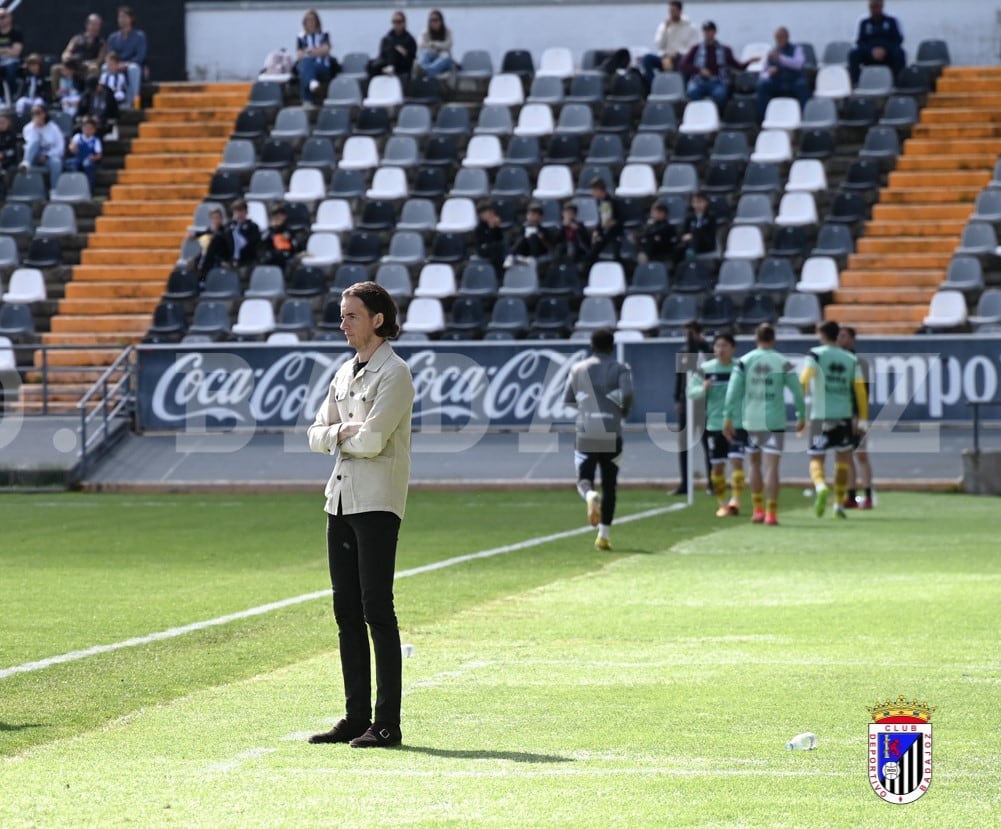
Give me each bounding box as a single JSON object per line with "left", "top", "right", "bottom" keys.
{"left": 340, "top": 295, "right": 383, "bottom": 354}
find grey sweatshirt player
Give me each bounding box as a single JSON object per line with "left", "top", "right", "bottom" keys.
{"left": 564, "top": 353, "right": 634, "bottom": 454}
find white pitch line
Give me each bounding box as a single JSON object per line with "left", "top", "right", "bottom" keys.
{"left": 0, "top": 503, "right": 685, "bottom": 681}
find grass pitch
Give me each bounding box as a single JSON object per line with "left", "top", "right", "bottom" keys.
{"left": 0, "top": 489, "right": 998, "bottom": 828}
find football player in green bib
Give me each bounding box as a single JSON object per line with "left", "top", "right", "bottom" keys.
{"left": 800, "top": 320, "right": 869, "bottom": 518}
{"left": 723, "top": 324, "right": 806, "bottom": 525}
{"left": 687, "top": 331, "right": 746, "bottom": 517}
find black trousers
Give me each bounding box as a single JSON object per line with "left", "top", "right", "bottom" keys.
{"left": 326, "top": 509, "right": 402, "bottom": 725}
{"left": 577, "top": 435, "right": 622, "bottom": 526}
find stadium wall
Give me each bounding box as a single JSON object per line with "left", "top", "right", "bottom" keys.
{"left": 185, "top": 0, "right": 998, "bottom": 81}
{"left": 135, "top": 337, "right": 1001, "bottom": 431}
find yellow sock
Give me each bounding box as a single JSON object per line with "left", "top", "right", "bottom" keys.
{"left": 809, "top": 458, "right": 826, "bottom": 488}
{"left": 752, "top": 492, "right": 764, "bottom": 512}
{"left": 766, "top": 498, "right": 778, "bottom": 516}
{"left": 731, "top": 469, "right": 745, "bottom": 503}
{"left": 711, "top": 470, "right": 727, "bottom": 503}
{"left": 834, "top": 462, "right": 850, "bottom": 506}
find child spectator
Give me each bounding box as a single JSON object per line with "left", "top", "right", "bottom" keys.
{"left": 99, "top": 52, "right": 130, "bottom": 108}
{"left": 190, "top": 207, "right": 228, "bottom": 278}
{"left": 14, "top": 54, "right": 53, "bottom": 119}
{"left": 587, "top": 177, "right": 624, "bottom": 265}
{"left": 55, "top": 59, "right": 86, "bottom": 118}
{"left": 474, "top": 200, "right": 507, "bottom": 274}
{"left": 225, "top": 198, "right": 262, "bottom": 271}
{"left": 259, "top": 205, "right": 301, "bottom": 269}
{"left": 67, "top": 116, "right": 103, "bottom": 191}
{"left": 679, "top": 191, "right": 719, "bottom": 259}
{"left": 554, "top": 202, "right": 591, "bottom": 264}
{"left": 506, "top": 202, "right": 554, "bottom": 268}
{"left": 635, "top": 201, "right": 679, "bottom": 264}
{"left": 0, "top": 110, "right": 19, "bottom": 185}
{"left": 76, "top": 75, "right": 116, "bottom": 138}
{"left": 21, "top": 106, "right": 65, "bottom": 186}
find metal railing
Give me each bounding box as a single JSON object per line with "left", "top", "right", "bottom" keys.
{"left": 969, "top": 401, "right": 1001, "bottom": 454}
{"left": 75, "top": 346, "right": 135, "bottom": 480}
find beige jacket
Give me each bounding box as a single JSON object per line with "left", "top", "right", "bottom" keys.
{"left": 307, "top": 341, "right": 414, "bottom": 518}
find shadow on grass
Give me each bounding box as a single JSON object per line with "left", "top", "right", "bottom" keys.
{"left": 399, "top": 744, "right": 573, "bottom": 763}
{"left": 0, "top": 722, "right": 45, "bottom": 732}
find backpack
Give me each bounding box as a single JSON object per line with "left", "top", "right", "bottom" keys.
{"left": 263, "top": 48, "right": 294, "bottom": 75}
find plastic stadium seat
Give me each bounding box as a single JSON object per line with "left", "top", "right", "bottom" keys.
{"left": 671, "top": 133, "right": 708, "bottom": 165}
{"left": 701, "top": 160, "right": 741, "bottom": 196}
{"left": 800, "top": 98, "right": 838, "bottom": 130}
{"left": 616, "top": 164, "right": 657, "bottom": 198}
{"left": 462, "top": 135, "right": 504, "bottom": 169}
{"left": 969, "top": 288, "right": 1001, "bottom": 328}
{"left": 301, "top": 233, "right": 344, "bottom": 268}
{"left": 533, "top": 165, "right": 574, "bottom": 200}
{"left": 7, "top": 172, "right": 47, "bottom": 205}
{"left": 273, "top": 299, "right": 315, "bottom": 336}
{"left": 756, "top": 257, "right": 797, "bottom": 294}
{"left": 957, "top": 222, "right": 1000, "bottom": 260}
{"left": 513, "top": 104, "right": 555, "bottom": 138}
{"left": 339, "top": 136, "right": 380, "bottom": 171}
{"left": 450, "top": 168, "right": 489, "bottom": 199}
{"left": 497, "top": 263, "right": 539, "bottom": 300}
{"left": 741, "top": 162, "right": 782, "bottom": 196}
{"left": 405, "top": 75, "right": 444, "bottom": 107}
{"left": 50, "top": 171, "right": 91, "bottom": 203}
{"left": 445, "top": 297, "right": 488, "bottom": 339}
{"left": 366, "top": 167, "right": 409, "bottom": 200}
{"left": 473, "top": 105, "right": 514, "bottom": 138}
{"left": 915, "top": 39, "right": 951, "bottom": 75}
{"left": 187, "top": 300, "right": 231, "bottom": 337}
{"left": 256, "top": 139, "right": 295, "bottom": 172}
{"left": 732, "top": 194, "right": 774, "bottom": 227}
{"left": 246, "top": 169, "right": 284, "bottom": 202}
{"left": 230, "top": 298, "right": 275, "bottom": 338}
{"left": 798, "top": 128, "right": 836, "bottom": 161}
{"left": 328, "top": 169, "right": 367, "bottom": 200}
{"left": 724, "top": 226, "right": 766, "bottom": 261}
{"left": 607, "top": 71, "right": 646, "bottom": 104}
{"left": 375, "top": 263, "right": 415, "bottom": 301}
{"left": 659, "top": 163, "right": 698, "bottom": 198}
{"left": 813, "top": 65, "right": 852, "bottom": 100}
{"left": 218, "top": 139, "right": 256, "bottom": 173}
{"left": 456, "top": 49, "right": 494, "bottom": 88}
{"left": 35, "top": 203, "right": 77, "bottom": 238}
{"left": 231, "top": 107, "right": 268, "bottom": 141}
{"left": 536, "top": 47, "right": 574, "bottom": 79}
{"left": 388, "top": 107, "right": 429, "bottom": 142}
{"left": 820, "top": 40, "right": 852, "bottom": 66}
{"left": 827, "top": 192, "right": 867, "bottom": 225}
{"left": 761, "top": 97, "right": 802, "bottom": 131}
{"left": 777, "top": 292, "right": 822, "bottom": 329}
{"left": 627, "top": 133, "right": 667, "bottom": 166}
{"left": 199, "top": 267, "right": 242, "bottom": 302}
{"left": 433, "top": 104, "right": 472, "bottom": 137}
{"left": 2, "top": 268, "right": 46, "bottom": 303}
{"left": 362, "top": 75, "right": 403, "bottom": 107}
{"left": 527, "top": 75, "right": 565, "bottom": 106}
{"left": 381, "top": 231, "right": 425, "bottom": 267}
{"left": 489, "top": 166, "right": 530, "bottom": 200}
{"left": 710, "top": 130, "right": 750, "bottom": 163}
{"left": 281, "top": 265, "right": 325, "bottom": 299}
{"left": 736, "top": 293, "right": 778, "bottom": 328}
{"left": 434, "top": 198, "right": 476, "bottom": 234}
{"left": 811, "top": 224, "right": 854, "bottom": 261}
{"left": 671, "top": 260, "right": 713, "bottom": 294}
{"left": 715, "top": 260, "right": 756, "bottom": 297}
{"left": 941, "top": 256, "right": 985, "bottom": 295}
{"left": 414, "top": 263, "right": 455, "bottom": 299}
{"left": 312, "top": 199, "right": 354, "bottom": 234}
{"left": 973, "top": 189, "right": 1001, "bottom": 223}
{"left": 501, "top": 49, "right": 535, "bottom": 81}
{"left": 879, "top": 96, "right": 919, "bottom": 130}
{"left": 381, "top": 135, "right": 421, "bottom": 169}
{"left": 244, "top": 265, "right": 286, "bottom": 301}
{"left": 617, "top": 295, "right": 660, "bottom": 332}
{"left": 545, "top": 135, "right": 581, "bottom": 167}
{"left": 554, "top": 103, "right": 594, "bottom": 137}
{"left": 248, "top": 80, "right": 284, "bottom": 111}
{"left": 330, "top": 264, "right": 368, "bottom": 301}
{"left": 627, "top": 262, "right": 669, "bottom": 297}
{"left": 750, "top": 129, "right": 792, "bottom": 163}
{"left": 23, "top": 237, "right": 62, "bottom": 268}
{"left": 775, "top": 193, "right": 818, "bottom": 227}
{"left": 922, "top": 290, "right": 967, "bottom": 329}
{"left": 531, "top": 296, "right": 572, "bottom": 336}
{"left": 411, "top": 167, "right": 447, "bottom": 200}
{"left": 838, "top": 97, "right": 878, "bottom": 130}
{"left": 0, "top": 235, "right": 18, "bottom": 269}
{"left": 583, "top": 262, "right": 627, "bottom": 297}
{"left": 423, "top": 135, "right": 459, "bottom": 168}
{"left": 161, "top": 266, "right": 199, "bottom": 302}
{"left": 698, "top": 293, "right": 737, "bottom": 328}
{"left": 659, "top": 294, "right": 697, "bottom": 331}
{"left": 322, "top": 76, "right": 362, "bottom": 107}
{"left": 574, "top": 296, "right": 618, "bottom": 332}
{"left": 540, "top": 263, "right": 582, "bottom": 298}
{"left": 721, "top": 97, "right": 758, "bottom": 132}
{"left": 483, "top": 74, "right": 524, "bottom": 107}
{"left": 428, "top": 232, "right": 469, "bottom": 264}
{"left": 638, "top": 101, "right": 679, "bottom": 136}
{"left": 854, "top": 65, "right": 894, "bottom": 98}
{"left": 785, "top": 160, "right": 827, "bottom": 194}
{"left": 457, "top": 261, "right": 499, "bottom": 297}
{"left": 270, "top": 107, "right": 310, "bottom": 141}
{"left": 859, "top": 126, "right": 901, "bottom": 167}
{"left": 313, "top": 107, "right": 352, "bottom": 140}
{"left": 401, "top": 298, "right": 444, "bottom": 335}
{"left": 796, "top": 257, "right": 840, "bottom": 293}
{"left": 841, "top": 159, "right": 881, "bottom": 193}
{"left": 503, "top": 136, "right": 541, "bottom": 170}
{"left": 565, "top": 73, "right": 604, "bottom": 106}
{"left": 596, "top": 102, "right": 632, "bottom": 134}
{"left": 679, "top": 100, "right": 720, "bottom": 135}
{"left": 284, "top": 168, "right": 326, "bottom": 203}
{"left": 148, "top": 301, "right": 185, "bottom": 337}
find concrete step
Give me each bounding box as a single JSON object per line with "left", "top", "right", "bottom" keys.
{"left": 109, "top": 183, "right": 210, "bottom": 200}
{"left": 124, "top": 152, "right": 222, "bottom": 170}
{"left": 864, "top": 220, "right": 966, "bottom": 237}
{"left": 85, "top": 232, "right": 186, "bottom": 249}
{"left": 115, "top": 169, "right": 215, "bottom": 185}
{"left": 64, "top": 281, "right": 167, "bottom": 299}
{"left": 903, "top": 137, "right": 1001, "bottom": 154}
{"left": 95, "top": 216, "right": 192, "bottom": 234}
{"left": 911, "top": 123, "right": 1001, "bottom": 139}
{"left": 871, "top": 203, "right": 974, "bottom": 221}
{"left": 42, "top": 331, "right": 146, "bottom": 346}
{"left": 129, "top": 137, "right": 230, "bottom": 154}
{"left": 878, "top": 187, "right": 982, "bottom": 204}
{"left": 49, "top": 314, "right": 152, "bottom": 334}
{"left": 847, "top": 252, "right": 953, "bottom": 269}
{"left": 32, "top": 348, "right": 124, "bottom": 367}
{"left": 886, "top": 170, "right": 992, "bottom": 189}
{"left": 895, "top": 154, "right": 998, "bottom": 172}
{"left": 59, "top": 297, "right": 160, "bottom": 315}
{"left": 839, "top": 270, "right": 943, "bottom": 288}
{"left": 833, "top": 287, "right": 937, "bottom": 304}
{"left": 137, "top": 122, "right": 234, "bottom": 138}
{"left": 152, "top": 92, "right": 251, "bottom": 109}
{"left": 80, "top": 248, "right": 178, "bottom": 265}
{"left": 71, "top": 264, "right": 174, "bottom": 282}
{"left": 101, "top": 199, "right": 199, "bottom": 217}
{"left": 142, "top": 108, "right": 243, "bottom": 124}
{"left": 856, "top": 236, "right": 958, "bottom": 254}
{"left": 823, "top": 303, "right": 927, "bottom": 323}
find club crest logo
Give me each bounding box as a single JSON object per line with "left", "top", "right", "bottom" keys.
{"left": 867, "top": 696, "right": 934, "bottom": 804}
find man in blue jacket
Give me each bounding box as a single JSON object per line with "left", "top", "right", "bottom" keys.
{"left": 848, "top": 0, "right": 905, "bottom": 84}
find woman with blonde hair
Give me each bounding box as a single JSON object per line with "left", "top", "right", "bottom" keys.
{"left": 296, "top": 8, "right": 334, "bottom": 106}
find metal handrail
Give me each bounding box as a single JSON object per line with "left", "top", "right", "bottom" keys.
{"left": 76, "top": 346, "right": 136, "bottom": 478}
{"left": 969, "top": 401, "right": 1001, "bottom": 454}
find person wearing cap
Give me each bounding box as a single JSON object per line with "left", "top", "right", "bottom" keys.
{"left": 639, "top": 1, "right": 699, "bottom": 86}
{"left": 755, "top": 26, "right": 810, "bottom": 121}
{"left": 678, "top": 20, "right": 754, "bottom": 107}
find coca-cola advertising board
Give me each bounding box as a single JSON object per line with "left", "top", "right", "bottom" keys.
{"left": 135, "top": 336, "right": 1001, "bottom": 432}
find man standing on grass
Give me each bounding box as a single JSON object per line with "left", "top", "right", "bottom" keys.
{"left": 307, "top": 281, "right": 414, "bottom": 749}
{"left": 801, "top": 320, "right": 869, "bottom": 519}
{"left": 723, "top": 323, "right": 805, "bottom": 526}
{"left": 687, "top": 331, "right": 746, "bottom": 518}
{"left": 837, "top": 325, "right": 875, "bottom": 509}
{"left": 564, "top": 328, "right": 634, "bottom": 551}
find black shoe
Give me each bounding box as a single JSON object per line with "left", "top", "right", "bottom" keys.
{"left": 349, "top": 722, "right": 402, "bottom": 748}
{"left": 670, "top": 485, "right": 687, "bottom": 496}
{"left": 308, "top": 718, "right": 371, "bottom": 744}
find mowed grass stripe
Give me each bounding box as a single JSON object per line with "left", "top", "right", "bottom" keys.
{"left": 1, "top": 492, "right": 997, "bottom": 828}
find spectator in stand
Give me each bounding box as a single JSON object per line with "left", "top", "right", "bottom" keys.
{"left": 77, "top": 72, "right": 118, "bottom": 138}
{"left": 554, "top": 202, "right": 590, "bottom": 265}
{"left": 416, "top": 9, "right": 453, "bottom": 79}
{"left": 14, "top": 54, "right": 52, "bottom": 119}
{"left": 367, "top": 10, "right": 417, "bottom": 78}
{"left": 474, "top": 200, "right": 507, "bottom": 274}
{"left": 225, "top": 198, "right": 262, "bottom": 271}
{"left": 0, "top": 7, "right": 24, "bottom": 94}
{"left": 260, "top": 204, "right": 301, "bottom": 269}
{"left": 587, "top": 177, "right": 624, "bottom": 265}
{"left": 639, "top": 1, "right": 699, "bottom": 87}
{"left": 52, "top": 13, "right": 106, "bottom": 89}
{"left": 0, "top": 110, "right": 19, "bottom": 186}
{"left": 106, "top": 5, "right": 147, "bottom": 107}
{"left": 67, "top": 116, "right": 103, "bottom": 191}
{"left": 21, "top": 105, "right": 65, "bottom": 187}
{"left": 295, "top": 8, "right": 335, "bottom": 108}
{"left": 190, "top": 207, "right": 227, "bottom": 278}
{"left": 755, "top": 26, "right": 810, "bottom": 120}
{"left": 848, "top": 0, "right": 905, "bottom": 84}
{"left": 506, "top": 202, "right": 555, "bottom": 268}
{"left": 679, "top": 191, "right": 718, "bottom": 259}
{"left": 634, "top": 201, "right": 679, "bottom": 265}
{"left": 54, "top": 59, "right": 86, "bottom": 118}
{"left": 679, "top": 20, "right": 755, "bottom": 108}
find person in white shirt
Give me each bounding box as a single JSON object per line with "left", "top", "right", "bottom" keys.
{"left": 21, "top": 105, "right": 65, "bottom": 186}
{"left": 639, "top": 1, "right": 699, "bottom": 85}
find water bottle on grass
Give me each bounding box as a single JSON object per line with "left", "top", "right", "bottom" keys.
{"left": 785, "top": 732, "right": 817, "bottom": 750}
